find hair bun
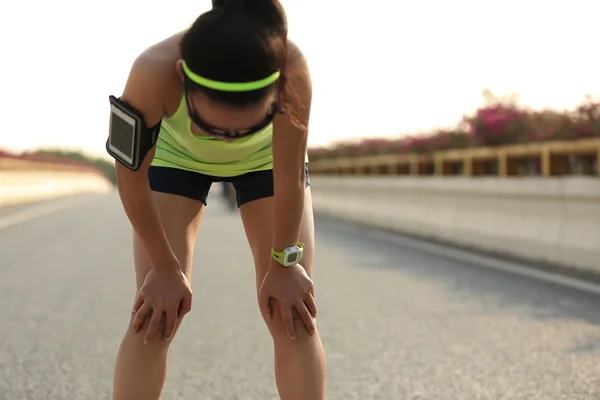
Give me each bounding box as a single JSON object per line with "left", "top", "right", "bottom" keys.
{"left": 208, "top": 0, "right": 286, "bottom": 39}
{"left": 212, "top": 0, "right": 243, "bottom": 9}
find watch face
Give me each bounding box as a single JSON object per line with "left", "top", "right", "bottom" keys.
{"left": 287, "top": 253, "right": 298, "bottom": 263}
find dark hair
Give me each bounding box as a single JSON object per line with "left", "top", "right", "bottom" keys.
{"left": 180, "top": 0, "right": 288, "bottom": 108}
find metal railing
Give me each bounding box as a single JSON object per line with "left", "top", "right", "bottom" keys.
{"left": 308, "top": 138, "right": 600, "bottom": 177}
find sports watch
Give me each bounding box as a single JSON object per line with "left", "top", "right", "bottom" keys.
{"left": 271, "top": 243, "right": 305, "bottom": 267}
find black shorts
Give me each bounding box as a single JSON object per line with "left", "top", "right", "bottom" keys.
{"left": 148, "top": 163, "right": 310, "bottom": 207}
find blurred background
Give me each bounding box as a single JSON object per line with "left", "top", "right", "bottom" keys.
{"left": 1, "top": 0, "right": 600, "bottom": 399}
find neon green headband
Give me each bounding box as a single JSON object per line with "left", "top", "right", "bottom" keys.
{"left": 181, "top": 60, "right": 280, "bottom": 92}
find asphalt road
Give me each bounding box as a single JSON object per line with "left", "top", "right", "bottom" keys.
{"left": 1, "top": 192, "right": 600, "bottom": 400}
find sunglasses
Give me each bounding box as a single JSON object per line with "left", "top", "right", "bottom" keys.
{"left": 184, "top": 85, "right": 279, "bottom": 140}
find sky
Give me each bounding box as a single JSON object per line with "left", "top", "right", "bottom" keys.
{"left": 1, "top": 0, "right": 598, "bottom": 159}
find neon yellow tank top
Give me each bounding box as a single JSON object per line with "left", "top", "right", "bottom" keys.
{"left": 151, "top": 95, "right": 274, "bottom": 177}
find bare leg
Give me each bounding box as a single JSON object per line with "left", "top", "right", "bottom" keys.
{"left": 240, "top": 188, "right": 327, "bottom": 400}
{"left": 113, "top": 192, "right": 204, "bottom": 400}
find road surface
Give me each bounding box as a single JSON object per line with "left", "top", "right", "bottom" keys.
{"left": 1, "top": 192, "right": 600, "bottom": 399}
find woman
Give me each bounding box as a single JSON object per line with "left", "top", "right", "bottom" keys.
{"left": 109, "top": 1, "right": 327, "bottom": 399}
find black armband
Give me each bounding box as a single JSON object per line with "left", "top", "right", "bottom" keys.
{"left": 105, "top": 95, "right": 161, "bottom": 171}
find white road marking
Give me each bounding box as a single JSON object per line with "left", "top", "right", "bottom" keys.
{"left": 0, "top": 195, "right": 101, "bottom": 230}
{"left": 327, "top": 219, "right": 600, "bottom": 296}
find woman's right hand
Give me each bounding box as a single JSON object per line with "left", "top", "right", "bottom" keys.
{"left": 131, "top": 267, "right": 193, "bottom": 345}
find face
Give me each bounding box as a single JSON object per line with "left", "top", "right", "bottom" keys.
{"left": 186, "top": 91, "right": 277, "bottom": 141}
{"left": 177, "top": 61, "right": 278, "bottom": 141}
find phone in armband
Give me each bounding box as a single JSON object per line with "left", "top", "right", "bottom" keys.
{"left": 106, "top": 95, "right": 161, "bottom": 171}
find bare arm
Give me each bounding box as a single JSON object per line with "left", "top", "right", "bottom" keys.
{"left": 257, "top": 45, "right": 319, "bottom": 339}
{"left": 271, "top": 45, "right": 312, "bottom": 256}
{"left": 114, "top": 56, "right": 179, "bottom": 272}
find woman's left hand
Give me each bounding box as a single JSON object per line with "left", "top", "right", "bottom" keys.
{"left": 259, "top": 263, "right": 317, "bottom": 340}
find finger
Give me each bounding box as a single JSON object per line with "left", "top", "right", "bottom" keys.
{"left": 143, "top": 309, "right": 163, "bottom": 346}
{"left": 296, "top": 302, "right": 316, "bottom": 336}
{"left": 281, "top": 304, "right": 296, "bottom": 340}
{"left": 304, "top": 292, "right": 318, "bottom": 319}
{"left": 132, "top": 293, "right": 144, "bottom": 313}
{"left": 163, "top": 308, "right": 178, "bottom": 341}
{"left": 131, "top": 302, "right": 151, "bottom": 333}
{"left": 258, "top": 289, "right": 272, "bottom": 319}
{"left": 178, "top": 296, "right": 193, "bottom": 318}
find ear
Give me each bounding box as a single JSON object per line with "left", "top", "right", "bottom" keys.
{"left": 175, "top": 60, "right": 185, "bottom": 83}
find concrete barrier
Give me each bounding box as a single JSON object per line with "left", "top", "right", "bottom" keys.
{"left": 0, "top": 170, "right": 113, "bottom": 207}
{"left": 310, "top": 176, "right": 600, "bottom": 273}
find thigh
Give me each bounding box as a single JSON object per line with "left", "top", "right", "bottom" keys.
{"left": 133, "top": 168, "right": 208, "bottom": 290}
{"left": 148, "top": 166, "right": 214, "bottom": 206}
{"left": 239, "top": 187, "right": 315, "bottom": 290}
{"left": 231, "top": 163, "right": 310, "bottom": 209}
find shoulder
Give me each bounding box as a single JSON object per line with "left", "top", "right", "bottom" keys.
{"left": 136, "top": 30, "right": 186, "bottom": 72}
{"left": 281, "top": 39, "right": 312, "bottom": 126}
{"left": 286, "top": 39, "right": 310, "bottom": 78}
{"left": 121, "top": 32, "right": 185, "bottom": 124}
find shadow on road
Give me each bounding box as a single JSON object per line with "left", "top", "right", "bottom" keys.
{"left": 315, "top": 218, "right": 600, "bottom": 355}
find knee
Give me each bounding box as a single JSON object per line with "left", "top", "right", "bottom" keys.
{"left": 262, "top": 298, "right": 318, "bottom": 342}
{"left": 127, "top": 310, "right": 184, "bottom": 347}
